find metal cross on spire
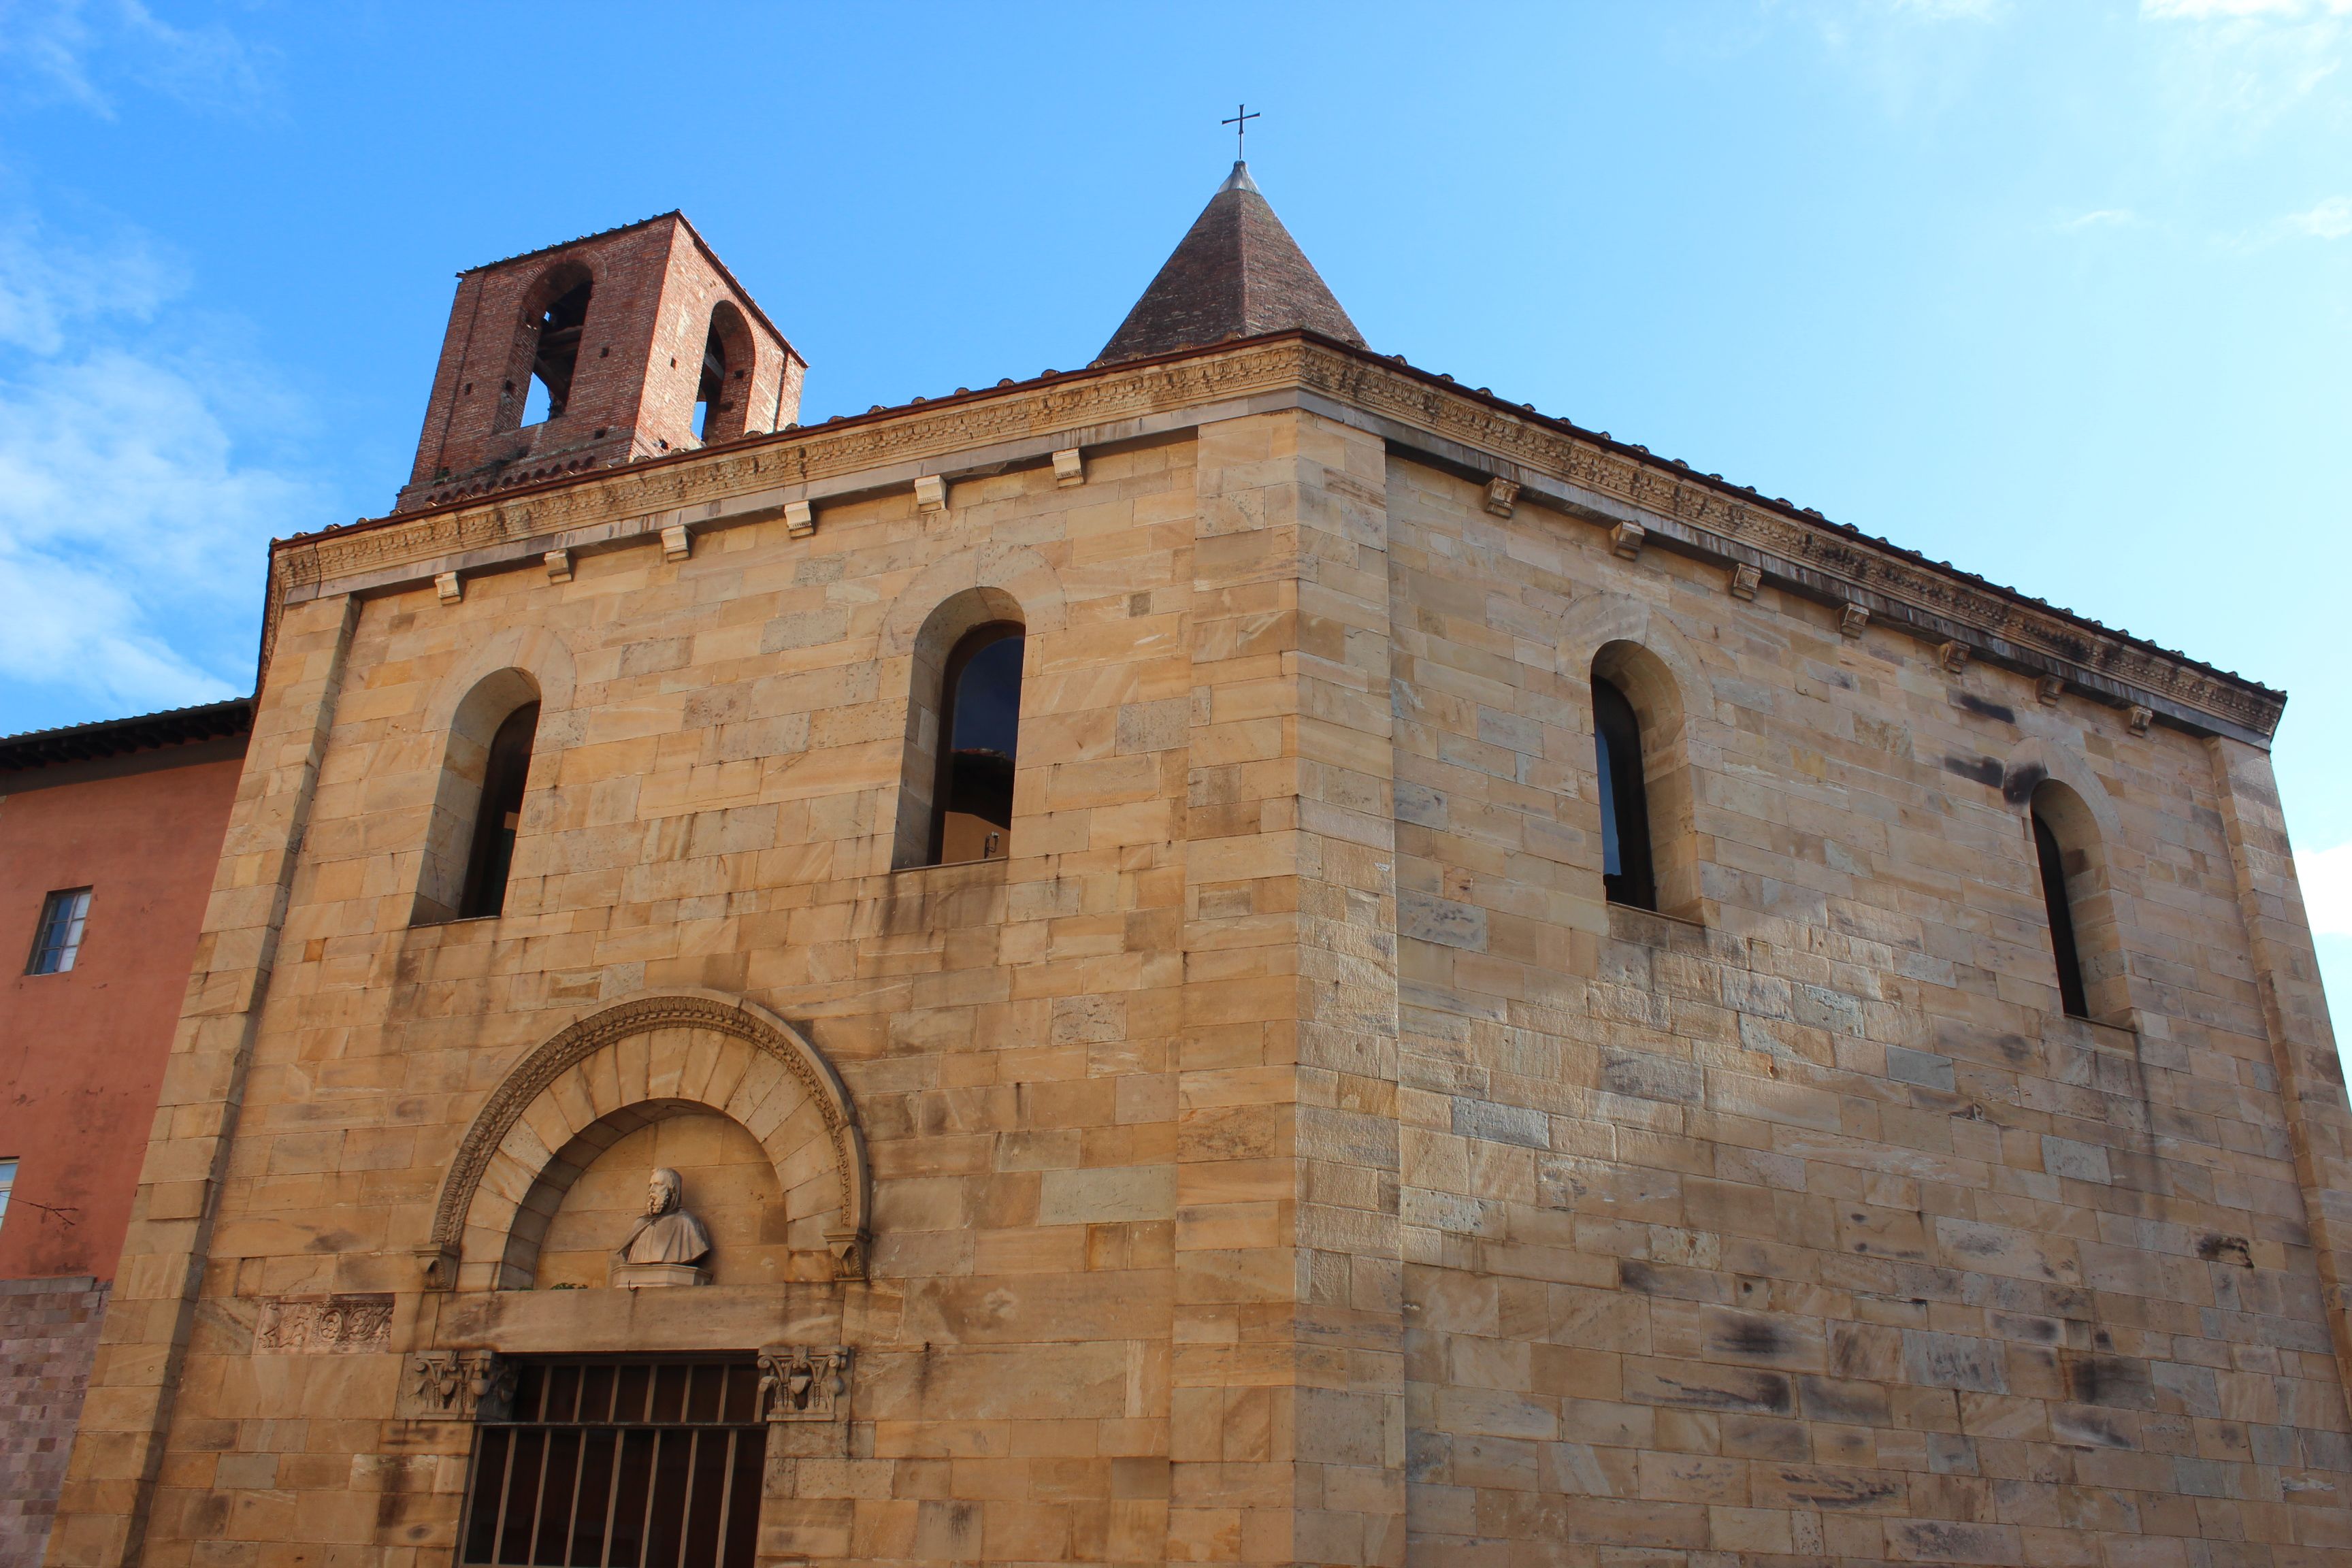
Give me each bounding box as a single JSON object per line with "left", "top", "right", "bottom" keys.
{"left": 1221, "top": 103, "right": 1260, "bottom": 159}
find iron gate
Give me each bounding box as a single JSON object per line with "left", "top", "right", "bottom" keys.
{"left": 459, "top": 1358, "right": 765, "bottom": 1568}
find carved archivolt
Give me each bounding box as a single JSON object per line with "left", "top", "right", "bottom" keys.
{"left": 422, "top": 992, "right": 869, "bottom": 1291}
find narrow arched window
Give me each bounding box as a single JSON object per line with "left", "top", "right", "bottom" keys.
{"left": 2033, "top": 808, "right": 2090, "bottom": 1019}
{"left": 1592, "top": 675, "right": 1656, "bottom": 910}
{"left": 459, "top": 702, "right": 539, "bottom": 918}
{"left": 519, "top": 272, "right": 592, "bottom": 427}
{"left": 929, "top": 624, "right": 1024, "bottom": 865}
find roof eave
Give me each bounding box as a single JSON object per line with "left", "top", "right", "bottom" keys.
{"left": 288, "top": 327, "right": 2282, "bottom": 720}
{"left": 0, "top": 696, "right": 255, "bottom": 774}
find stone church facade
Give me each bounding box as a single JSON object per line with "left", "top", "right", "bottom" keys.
{"left": 42, "top": 172, "right": 2352, "bottom": 1568}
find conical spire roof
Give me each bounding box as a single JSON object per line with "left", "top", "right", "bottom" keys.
{"left": 1094, "top": 163, "right": 1365, "bottom": 365}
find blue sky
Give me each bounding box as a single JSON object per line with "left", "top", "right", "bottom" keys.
{"left": 0, "top": 0, "right": 2345, "bottom": 1025}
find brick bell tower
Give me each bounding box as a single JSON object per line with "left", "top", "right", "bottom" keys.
{"left": 395, "top": 212, "right": 806, "bottom": 512}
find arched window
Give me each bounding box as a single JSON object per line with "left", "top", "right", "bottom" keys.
{"left": 1588, "top": 640, "right": 1699, "bottom": 919}
{"left": 892, "top": 589, "right": 1027, "bottom": 870}
{"left": 460, "top": 702, "right": 540, "bottom": 919}
{"left": 2027, "top": 781, "right": 2122, "bottom": 1022}
{"left": 930, "top": 625, "right": 1023, "bottom": 865}
{"left": 2032, "top": 811, "right": 2089, "bottom": 1017}
{"left": 1592, "top": 674, "right": 1656, "bottom": 910}
{"left": 696, "top": 303, "right": 754, "bottom": 443}
{"left": 414, "top": 670, "right": 542, "bottom": 925}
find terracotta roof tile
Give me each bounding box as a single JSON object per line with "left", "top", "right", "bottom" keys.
{"left": 0, "top": 696, "right": 253, "bottom": 774}
{"left": 1095, "top": 163, "right": 1364, "bottom": 365}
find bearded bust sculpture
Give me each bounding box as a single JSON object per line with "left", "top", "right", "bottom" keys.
{"left": 607, "top": 1167, "right": 714, "bottom": 1288}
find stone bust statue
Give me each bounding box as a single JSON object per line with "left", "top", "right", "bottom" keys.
{"left": 610, "top": 1167, "right": 712, "bottom": 1276}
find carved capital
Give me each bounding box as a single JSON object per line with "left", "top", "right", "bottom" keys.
{"left": 1052, "top": 448, "right": 1085, "bottom": 488}
{"left": 434, "top": 570, "right": 462, "bottom": 605}
{"left": 1727, "top": 563, "right": 1761, "bottom": 602}
{"left": 1939, "top": 640, "right": 1970, "bottom": 674}
{"left": 757, "top": 1345, "right": 851, "bottom": 1422}
{"left": 913, "top": 474, "right": 949, "bottom": 514}
{"left": 544, "top": 549, "right": 573, "bottom": 583}
{"left": 1610, "top": 521, "right": 1646, "bottom": 561}
{"left": 660, "top": 523, "right": 692, "bottom": 563}
{"left": 1840, "top": 604, "right": 1869, "bottom": 639}
{"left": 824, "top": 1226, "right": 870, "bottom": 1281}
{"left": 401, "top": 1350, "right": 514, "bottom": 1422}
{"left": 785, "top": 500, "right": 816, "bottom": 538}
{"left": 1484, "top": 476, "right": 1519, "bottom": 517}
{"left": 2038, "top": 674, "right": 2064, "bottom": 706}
{"left": 2128, "top": 704, "right": 2153, "bottom": 736}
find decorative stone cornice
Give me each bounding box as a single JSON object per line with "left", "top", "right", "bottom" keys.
{"left": 267, "top": 334, "right": 2285, "bottom": 742}
{"left": 1286, "top": 344, "right": 2283, "bottom": 742}
{"left": 274, "top": 340, "right": 1319, "bottom": 594}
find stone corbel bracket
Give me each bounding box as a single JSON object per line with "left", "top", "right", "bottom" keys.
{"left": 272, "top": 335, "right": 2283, "bottom": 746}
{"left": 824, "top": 1224, "right": 870, "bottom": 1281}
{"left": 414, "top": 1244, "right": 459, "bottom": 1292}
{"left": 758, "top": 1345, "right": 851, "bottom": 1422}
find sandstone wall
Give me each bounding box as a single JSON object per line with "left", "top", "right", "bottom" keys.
{"left": 64, "top": 434, "right": 1216, "bottom": 1568}
{"left": 1384, "top": 455, "right": 2352, "bottom": 1565}
{"left": 45, "top": 392, "right": 2348, "bottom": 1568}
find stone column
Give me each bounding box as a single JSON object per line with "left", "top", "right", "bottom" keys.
{"left": 2207, "top": 735, "right": 2352, "bottom": 1404}
{"left": 1171, "top": 408, "right": 1405, "bottom": 1567}
{"left": 46, "top": 594, "right": 360, "bottom": 1568}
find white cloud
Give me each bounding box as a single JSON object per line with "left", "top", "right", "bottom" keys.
{"left": 2061, "top": 208, "right": 2140, "bottom": 230}
{"left": 1786, "top": 0, "right": 2010, "bottom": 120}
{"left": 0, "top": 215, "right": 326, "bottom": 724}
{"left": 2218, "top": 194, "right": 2352, "bottom": 250}
{"left": 2285, "top": 194, "right": 2352, "bottom": 235}
{"left": 0, "top": 220, "right": 173, "bottom": 353}
{"left": 0, "top": 0, "right": 104, "bottom": 112}
{"left": 2134, "top": 0, "right": 2351, "bottom": 154}
{"left": 2144, "top": 0, "right": 2352, "bottom": 16}
{"left": 1882, "top": 0, "right": 2006, "bottom": 18}
{"left": 0, "top": 0, "right": 270, "bottom": 118}
{"left": 2303, "top": 843, "right": 2352, "bottom": 935}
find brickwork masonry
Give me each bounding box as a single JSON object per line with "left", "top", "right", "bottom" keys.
{"left": 0, "top": 1277, "right": 105, "bottom": 1568}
